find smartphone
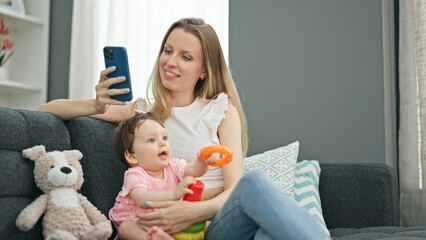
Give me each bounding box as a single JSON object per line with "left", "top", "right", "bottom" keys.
{"left": 103, "top": 46, "right": 133, "bottom": 102}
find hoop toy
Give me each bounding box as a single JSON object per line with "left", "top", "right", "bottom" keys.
{"left": 199, "top": 145, "right": 233, "bottom": 167}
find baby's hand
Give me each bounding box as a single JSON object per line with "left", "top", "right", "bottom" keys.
{"left": 173, "top": 176, "right": 195, "bottom": 199}
{"left": 198, "top": 145, "right": 233, "bottom": 167}
{"left": 197, "top": 151, "right": 219, "bottom": 166}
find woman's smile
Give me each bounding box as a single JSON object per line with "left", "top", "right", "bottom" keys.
{"left": 164, "top": 70, "right": 180, "bottom": 79}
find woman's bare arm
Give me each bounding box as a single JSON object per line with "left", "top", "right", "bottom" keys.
{"left": 37, "top": 99, "right": 98, "bottom": 121}
{"left": 37, "top": 99, "right": 136, "bottom": 122}
{"left": 37, "top": 67, "right": 137, "bottom": 122}
{"left": 130, "top": 176, "right": 195, "bottom": 209}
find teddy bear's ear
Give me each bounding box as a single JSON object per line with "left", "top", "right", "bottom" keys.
{"left": 64, "top": 150, "right": 83, "bottom": 161}
{"left": 22, "top": 145, "right": 46, "bottom": 162}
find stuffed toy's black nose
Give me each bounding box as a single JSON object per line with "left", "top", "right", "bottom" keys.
{"left": 61, "top": 167, "right": 72, "bottom": 174}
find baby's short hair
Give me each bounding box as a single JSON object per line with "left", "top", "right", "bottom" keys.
{"left": 114, "top": 112, "right": 164, "bottom": 166}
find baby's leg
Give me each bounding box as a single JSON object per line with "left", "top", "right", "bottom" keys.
{"left": 148, "top": 226, "right": 174, "bottom": 240}
{"left": 117, "top": 220, "right": 149, "bottom": 240}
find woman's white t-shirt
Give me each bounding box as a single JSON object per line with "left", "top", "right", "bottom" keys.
{"left": 136, "top": 93, "right": 228, "bottom": 189}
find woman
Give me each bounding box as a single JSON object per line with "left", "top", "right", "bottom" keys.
{"left": 38, "top": 18, "right": 329, "bottom": 239}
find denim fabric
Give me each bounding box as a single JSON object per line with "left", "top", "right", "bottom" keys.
{"left": 205, "top": 171, "right": 331, "bottom": 240}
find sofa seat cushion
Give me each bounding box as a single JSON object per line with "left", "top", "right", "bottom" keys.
{"left": 330, "top": 226, "right": 426, "bottom": 239}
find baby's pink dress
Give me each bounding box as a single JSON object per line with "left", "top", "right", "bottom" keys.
{"left": 109, "top": 158, "right": 187, "bottom": 229}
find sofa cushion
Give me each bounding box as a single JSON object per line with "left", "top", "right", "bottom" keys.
{"left": 244, "top": 141, "right": 299, "bottom": 198}
{"left": 0, "top": 108, "right": 71, "bottom": 240}
{"left": 319, "top": 164, "right": 399, "bottom": 229}
{"left": 65, "top": 117, "right": 128, "bottom": 220}
{"left": 330, "top": 226, "right": 426, "bottom": 239}
{"left": 294, "top": 160, "right": 329, "bottom": 236}
{"left": 0, "top": 108, "right": 71, "bottom": 151}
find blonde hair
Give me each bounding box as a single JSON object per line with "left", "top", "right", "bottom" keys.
{"left": 147, "top": 17, "right": 248, "bottom": 156}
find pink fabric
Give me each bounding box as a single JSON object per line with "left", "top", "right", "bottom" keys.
{"left": 109, "top": 158, "right": 187, "bottom": 229}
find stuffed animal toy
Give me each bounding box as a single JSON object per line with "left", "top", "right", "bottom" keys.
{"left": 16, "top": 145, "right": 112, "bottom": 240}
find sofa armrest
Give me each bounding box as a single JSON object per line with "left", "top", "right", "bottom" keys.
{"left": 0, "top": 107, "right": 71, "bottom": 240}
{"left": 319, "top": 164, "right": 399, "bottom": 229}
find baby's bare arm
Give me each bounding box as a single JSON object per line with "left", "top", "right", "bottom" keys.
{"left": 130, "top": 178, "right": 195, "bottom": 208}
{"left": 184, "top": 153, "right": 218, "bottom": 177}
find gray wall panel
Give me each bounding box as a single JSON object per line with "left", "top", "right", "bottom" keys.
{"left": 48, "top": 0, "right": 73, "bottom": 100}
{"left": 229, "top": 0, "right": 387, "bottom": 164}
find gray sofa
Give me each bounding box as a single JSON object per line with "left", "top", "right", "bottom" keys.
{"left": 1, "top": 107, "right": 426, "bottom": 240}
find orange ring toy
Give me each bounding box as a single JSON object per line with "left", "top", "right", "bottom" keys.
{"left": 199, "top": 145, "right": 233, "bottom": 167}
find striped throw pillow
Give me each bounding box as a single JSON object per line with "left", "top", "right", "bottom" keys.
{"left": 294, "top": 160, "right": 330, "bottom": 236}
{"left": 244, "top": 141, "right": 299, "bottom": 198}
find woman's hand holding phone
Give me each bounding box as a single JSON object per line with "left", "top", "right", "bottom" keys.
{"left": 92, "top": 46, "right": 133, "bottom": 114}
{"left": 93, "top": 67, "right": 129, "bottom": 114}
{"left": 103, "top": 46, "right": 133, "bottom": 102}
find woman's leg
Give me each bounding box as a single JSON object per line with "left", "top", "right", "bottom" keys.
{"left": 205, "top": 171, "right": 330, "bottom": 240}
{"left": 254, "top": 229, "right": 274, "bottom": 240}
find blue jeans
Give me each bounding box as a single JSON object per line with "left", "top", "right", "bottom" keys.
{"left": 205, "top": 171, "right": 331, "bottom": 240}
